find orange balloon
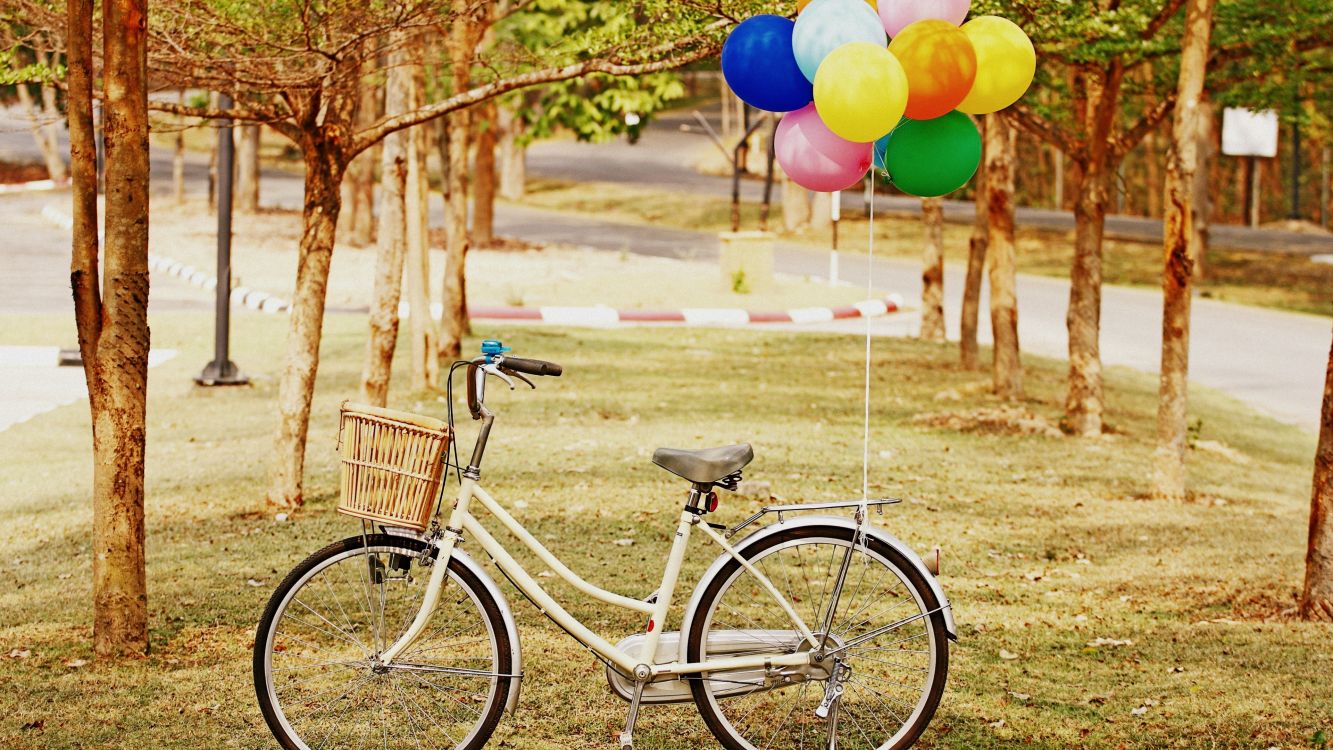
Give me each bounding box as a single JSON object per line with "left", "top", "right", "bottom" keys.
{"left": 798, "top": 0, "right": 876, "bottom": 12}
{"left": 887, "top": 19, "right": 977, "bottom": 120}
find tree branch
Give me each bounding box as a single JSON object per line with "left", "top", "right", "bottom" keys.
{"left": 1007, "top": 103, "right": 1081, "bottom": 158}
{"left": 348, "top": 41, "right": 722, "bottom": 157}
{"left": 1143, "top": 0, "right": 1187, "bottom": 40}
{"left": 1111, "top": 90, "right": 1177, "bottom": 162}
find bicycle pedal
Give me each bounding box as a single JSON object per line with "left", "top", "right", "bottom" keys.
{"left": 618, "top": 731, "right": 633, "bottom": 750}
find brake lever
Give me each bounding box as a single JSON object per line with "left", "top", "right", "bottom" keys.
{"left": 481, "top": 363, "right": 516, "bottom": 390}
{"left": 501, "top": 367, "right": 536, "bottom": 390}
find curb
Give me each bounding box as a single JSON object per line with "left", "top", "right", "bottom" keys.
{"left": 0, "top": 177, "right": 67, "bottom": 194}
{"left": 39, "top": 203, "right": 904, "bottom": 326}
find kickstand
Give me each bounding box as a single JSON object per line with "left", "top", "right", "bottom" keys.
{"left": 618, "top": 679, "right": 646, "bottom": 750}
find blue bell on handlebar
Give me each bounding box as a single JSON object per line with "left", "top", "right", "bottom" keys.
{"left": 481, "top": 339, "right": 511, "bottom": 364}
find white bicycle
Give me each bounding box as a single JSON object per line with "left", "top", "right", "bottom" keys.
{"left": 254, "top": 341, "right": 955, "bottom": 750}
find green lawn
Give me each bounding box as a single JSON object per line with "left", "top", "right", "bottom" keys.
{"left": 517, "top": 178, "right": 1333, "bottom": 319}
{"left": 0, "top": 310, "right": 1326, "bottom": 749}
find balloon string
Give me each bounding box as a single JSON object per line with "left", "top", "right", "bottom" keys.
{"left": 862, "top": 180, "right": 874, "bottom": 502}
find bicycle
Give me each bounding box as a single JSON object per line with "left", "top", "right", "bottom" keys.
{"left": 254, "top": 340, "right": 956, "bottom": 750}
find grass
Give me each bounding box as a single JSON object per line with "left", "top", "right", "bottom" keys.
{"left": 0, "top": 309, "right": 1326, "bottom": 749}
{"left": 517, "top": 178, "right": 1333, "bottom": 319}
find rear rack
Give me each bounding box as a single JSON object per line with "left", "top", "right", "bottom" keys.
{"left": 725, "top": 498, "right": 901, "bottom": 539}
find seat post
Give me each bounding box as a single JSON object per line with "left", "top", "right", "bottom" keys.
{"left": 685, "top": 483, "right": 713, "bottom": 513}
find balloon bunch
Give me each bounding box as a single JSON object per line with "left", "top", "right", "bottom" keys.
{"left": 721, "top": 0, "right": 1035, "bottom": 197}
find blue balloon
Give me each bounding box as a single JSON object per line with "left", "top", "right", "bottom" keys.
{"left": 873, "top": 133, "right": 890, "bottom": 173}
{"left": 721, "top": 15, "right": 813, "bottom": 113}
{"left": 792, "top": 0, "right": 887, "bottom": 83}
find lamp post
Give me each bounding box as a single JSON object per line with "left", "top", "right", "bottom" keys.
{"left": 196, "top": 92, "right": 248, "bottom": 386}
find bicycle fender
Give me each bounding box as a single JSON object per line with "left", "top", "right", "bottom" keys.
{"left": 451, "top": 547, "right": 525, "bottom": 715}
{"left": 677, "top": 514, "right": 957, "bottom": 665}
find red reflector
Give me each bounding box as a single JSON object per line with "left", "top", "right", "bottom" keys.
{"left": 707, "top": 492, "right": 719, "bottom": 513}
{"left": 647, "top": 619, "right": 655, "bottom": 632}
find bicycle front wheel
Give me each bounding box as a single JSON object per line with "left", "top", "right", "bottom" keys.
{"left": 687, "top": 524, "right": 949, "bottom": 750}
{"left": 254, "top": 533, "right": 512, "bottom": 750}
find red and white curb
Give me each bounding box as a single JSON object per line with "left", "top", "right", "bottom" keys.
{"left": 451, "top": 297, "right": 903, "bottom": 326}
{"left": 40, "top": 204, "right": 904, "bottom": 326}
{"left": 0, "top": 177, "right": 67, "bottom": 194}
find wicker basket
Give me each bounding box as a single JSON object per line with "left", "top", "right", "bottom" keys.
{"left": 336, "top": 401, "right": 451, "bottom": 532}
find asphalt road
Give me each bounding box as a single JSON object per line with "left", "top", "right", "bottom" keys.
{"left": 528, "top": 110, "right": 1333, "bottom": 255}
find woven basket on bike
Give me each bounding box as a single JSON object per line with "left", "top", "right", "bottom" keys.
{"left": 335, "top": 401, "right": 451, "bottom": 532}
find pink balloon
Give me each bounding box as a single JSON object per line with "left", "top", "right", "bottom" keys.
{"left": 775, "top": 104, "right": 872, "bottom": 193}
{"left": 878, "top": 0, "right": 971, "bottom": 37}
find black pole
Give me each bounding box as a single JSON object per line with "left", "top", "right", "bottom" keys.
{"left": 196, "top": 92, "right": 248, "bottom": 386}
{"left": 1289, "top": 119, "right": 1302, "bottom": 220}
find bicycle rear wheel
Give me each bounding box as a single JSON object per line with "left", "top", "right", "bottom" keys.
{"left": 254, "top": 533, "right": 512, "bottom": 750}
{"left": 686, "top": 524, "right": 948, "bottom": 750}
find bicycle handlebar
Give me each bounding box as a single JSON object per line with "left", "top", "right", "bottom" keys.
{"left": 501, "top": 357, "right": 562, "bottom": 378}
{"left": 465, "top": 355, "right": 562, "bottom": 420}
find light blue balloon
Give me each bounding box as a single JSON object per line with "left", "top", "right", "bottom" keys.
{"left": 792, "top": 0, "right": 888, "bottom": 83}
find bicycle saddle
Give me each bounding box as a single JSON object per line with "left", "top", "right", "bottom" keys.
{"left": 652, "top": 444, "right": 753, "bottom": 484}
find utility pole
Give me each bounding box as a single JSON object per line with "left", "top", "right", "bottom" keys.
{"left": 196, "top": 92, "right": 249, "bottom": 386}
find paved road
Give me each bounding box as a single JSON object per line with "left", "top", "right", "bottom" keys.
{"left": 3, "top": 113, "right": 1326, "bottom": 433}
{"left": 528, "top": 110, "right": 1333, "bottom": 255}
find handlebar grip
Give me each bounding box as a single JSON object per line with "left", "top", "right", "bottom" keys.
{"left": 466, "top": 363, "right": 482, "bottom": 419}
{"left": 503, "top": 357, "right": 562, "bottom": 377}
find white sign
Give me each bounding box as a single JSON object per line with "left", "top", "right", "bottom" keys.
{"left": 1221, "top": 108, "right": 1279, "bottom": 158}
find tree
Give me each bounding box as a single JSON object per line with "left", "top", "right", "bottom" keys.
{"left": 118, "top": 0, "right": 740, "bottom": 507}
{"left": 68, "top": 0, "right": 152, "bottom": 658}
{"left": 960, "top": 119, "right": 987, "bottom": 370}
{"left": 1152, "top": 0, "right": 1216, "bottom": 500}
{"left": 1303, "top": 326, "right": 1333, "bottom": 621}
{"left": 235, "top": 124, "right": 260, "bottom": 212}
{"left": 986, "top": 113, "right": 1022, "bottom": 399}
{"left": 473, "top": 100, "right": 500, "bottom": 248}
{"left": 998, "top": 0, "right": 1333, "bottom": 435}
{"left": 919, "top": 197, "right": 945, "bottom": 343}
{"left": 360, "top": 40, "right": 410, "bottom": 407}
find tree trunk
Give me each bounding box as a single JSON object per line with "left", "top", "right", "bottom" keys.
{"left": 1302, "top": 326, "right": 1333, "bottom": 621}
{"left": 439, "top": 8, "right": 481, "bottom": 363}
{"left": 1191, "top": 99, "right": 1214, "bottom": 280}
{"left": 16, "top": 53, "right": 68, "bottom": 183}
{"left": 473, "top": 100, "right": 498, "bottom": 248}
{"left": 809, "top": 191, "right": 832, "bottom": 233}
{"left": 343, "top": 51, "right": 380, "bottom": 248}
{"left": 920, "top": 197, "right": 946, "bottom": 343}
{"left": 173, "top": 90, "right": 186, "bottom": 204}
{"left": 1066, "top": 157, "right": 1110, "bottom": 434}
{"left": 360, "top": 43, "right": 411, "bottom": 406}
{"left": 1152, "top": 0, "right": 1216, "bottom": 501}
{"left": 207, "top": 92, "right": 218, "bottom": 210}
{"left": 985, "top": 114, "right": 1021, "bottom": 399}
{"left": 70, "top": 0, "right": 152, "bottom": 659}
{"left": 782, "top": 176, "right": 812, "bottom": 232}
{"left": 498, "top": 105, "right": 526, "bottom": 201}
{"left": 235, "top": 124, "right": 261, "bottom": 213}
{"left": 960, "top": 119, "right": 988, "bottom": 370}
{"left": 267, "top": 146, "right": 344, "bottom": 508}
{"left": 1145, "top": 127, "right": 1162, "bottom": 218}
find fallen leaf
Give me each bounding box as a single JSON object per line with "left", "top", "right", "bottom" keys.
{"left": 1087, "top": 637, "right": 1134, "bottom": 648}
{"left": 987, "top": 718, "right": 1005, "bottom": 728}
{"left": 1008, "top": 691, "right": 1031, "bottom": 701}
{"left": 65, "top": 658, "right": 88, "bottom": 668}
{"left": 246, "top": 578, "right": 264, "bottom": 587}
{"left": 1131, "top": 706, "right": 1149, "bottom": 716}
{"left": 999, "top": 649, "right": 1019, "bottom": 660}
{"left": 8, "top": 648, "right": 31, "bottom": 659}
{"left": 613, "top": 539, "right": 634, "bottom": 547}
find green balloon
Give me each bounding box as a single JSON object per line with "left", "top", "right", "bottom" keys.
{"left": 883, "top": 111, "right": 982, "bottom": 198}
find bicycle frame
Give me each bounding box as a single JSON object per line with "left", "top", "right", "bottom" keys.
{"left": 379, "top": 477, "right": 821, "bottom": 679}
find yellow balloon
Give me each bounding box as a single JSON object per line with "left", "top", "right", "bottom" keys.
{"left": 813, "top": 42, "right": 908, "bottom": 143}
{"left": 956, "top": 16, "right": 1036, "bottom": 115}
{"left": 798, "top": 0, "right": 876, "bottom": 12}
